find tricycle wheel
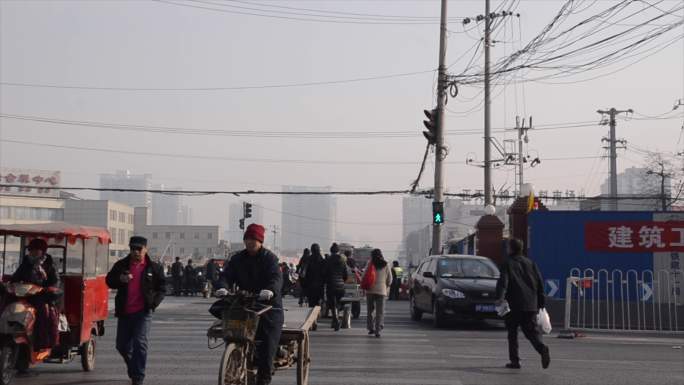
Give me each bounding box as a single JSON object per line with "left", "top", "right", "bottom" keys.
{"left": 296, "top": 334, "right": 310, "bottom": 385}
{"left": 219, "top": 343, "right": 247, "bottom": 385}
{"left": 80, "top": 339, "right": 96, "bottom": 372}
{"left": 0, "top": 344, "right": 18, "bottom": 385}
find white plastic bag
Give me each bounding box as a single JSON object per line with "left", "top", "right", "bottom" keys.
{"left": 537, "top": 308, "right": 552, "bottom": 334}
{"left": 58, "top": 313, "right": 70, "bottom": 332}
{"left": 496, "top": 301, "right": 511, "bottom": 317}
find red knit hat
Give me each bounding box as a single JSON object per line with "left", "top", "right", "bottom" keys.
{"left": 244, "top": 224, "right": 266, "bottom": 243}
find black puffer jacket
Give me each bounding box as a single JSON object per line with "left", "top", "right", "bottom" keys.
{"left": 106, "top": 255, "right": 166, "bottom": 318}
{"left": 495, "top": 254, "right": 545, "bottom": 312}
{"left": 11, "top": 254, "right": 58, "bottom": 287}
{"left": 217, "top": 247, "right": 283, "bottom": 308}
{"left": 323, "top": 253, "right": 348, "bottom": 292}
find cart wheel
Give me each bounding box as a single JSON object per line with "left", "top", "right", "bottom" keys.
{"left": 80, "top": 339, "right": 96, "bottom": 372}
{"left": 296, "top": 334, "right": 310, "bottom": 385}
{"left": 219, "top": 343, "right": 247, "bottom": 385}
{"left": 0, "top": 345, "right": 17, "bottom": 385}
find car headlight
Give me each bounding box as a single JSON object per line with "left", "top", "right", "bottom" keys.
{"left": 441, "top": 288, "right": 466, "bottom": 299}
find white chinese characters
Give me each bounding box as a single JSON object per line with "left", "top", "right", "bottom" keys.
{"left": 608, "top": 226, "right": 634, "bottom": 248}
{"left": 638, "top": 226, "right": 665, "bottom": 248}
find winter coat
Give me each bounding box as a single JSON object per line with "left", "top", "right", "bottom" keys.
{"left": 171, "top": 261, "right": 184, "bottom": 278}
{"left": 217, "top": 247, "right": 283, "bottom": 308}
{"left": 366, "top": 265, "right": 392, "bottom": 297}
{"left": 322, "top": 253, "right": 348, "bottom": 292}
{"left": 106, "top": 255, "right": 166, "bottom": 318}
{"left": 11, "top": 254, "right": 58, "bottom": 288}
{"left": 302, "top": 253, "right": 325, "bottom": 291}
{"left": 495, "top": 254, "right": 545, "bottom": 312}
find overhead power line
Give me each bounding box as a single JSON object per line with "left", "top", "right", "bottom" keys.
{"left": 0, "top": 138, "right": 603, "bottom": 165}
{"left": 0, "top": 70, "right": 435, "bottom": 92}
{"left": 0, "top": 184, "right": 672, "bottom": 202}
{"left": 154, "top": 0, "right": 465, "bottom": 25}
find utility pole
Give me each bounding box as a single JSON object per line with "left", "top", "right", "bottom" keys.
{"left": 432, "top": 0, "right": 448, "bottom": 254}
{"left": 598, "top": 108, "right": 632, "bottom": 210}
{"left": 483, "top": 0, "right": 493, "bottom": 206}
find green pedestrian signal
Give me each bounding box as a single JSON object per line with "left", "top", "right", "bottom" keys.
{"left": 434, "top": 212, "right": 443, "bottom": 224}
{"left": 432, "top": 202, "right": 444, "bottom": 224}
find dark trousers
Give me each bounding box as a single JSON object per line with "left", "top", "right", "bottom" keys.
{"left": 505, "top": 311, "right": 546, "bottom": 364}
{"left": 172, "top": 276, "right": 182, "bottom": 295}
{"left": 389, "top": 282, "right": 400, "bottom": 300}
{"left": 116, "top": 311, "right": 152, "bottom": 382}
{"left": 326, "top": 289, "right": 344, "bottom": 326}
{"left": 255, "top": 308, "right": 284, "bottom": 380}
{"left": 306, "top": 287, "right": 322, "bottom": 308}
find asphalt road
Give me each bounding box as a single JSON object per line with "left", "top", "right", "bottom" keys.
{"left": 13, "top": 296, "right": 684, "bottom": 385}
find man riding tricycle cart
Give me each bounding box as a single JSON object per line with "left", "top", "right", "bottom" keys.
{"left": 0, "top": 223, "right": 110, "bottom": 385}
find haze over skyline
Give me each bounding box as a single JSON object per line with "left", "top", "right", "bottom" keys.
{"left": 1, "top": 0, "right": 682, "bottom": 253}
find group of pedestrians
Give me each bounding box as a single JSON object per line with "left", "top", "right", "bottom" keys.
{"left": 295, "top": 242, "right": 392, "bottom": 336}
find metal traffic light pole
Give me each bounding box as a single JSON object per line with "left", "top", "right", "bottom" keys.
{"left": 432, "top": 0, "right": 448, "bottom": 254}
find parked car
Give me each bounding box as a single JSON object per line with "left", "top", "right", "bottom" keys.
{"left": 409, "top": 254, "right": 500, "bottom": 328}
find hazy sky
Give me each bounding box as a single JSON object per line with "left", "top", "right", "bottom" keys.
{"left": 1, "top": 0, "right": 683, "bottom": 254}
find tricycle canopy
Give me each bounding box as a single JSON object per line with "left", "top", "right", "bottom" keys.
{"left": 0, "top": 222, "right": 111, "bottom": 244}
{"left": 0, "top": 222, "right": 111, "bottom": 278}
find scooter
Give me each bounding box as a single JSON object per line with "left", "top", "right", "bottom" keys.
{"left": 0, "top": 283, "right": 61, "bottom": 385}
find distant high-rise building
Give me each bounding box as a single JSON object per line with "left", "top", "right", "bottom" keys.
{"left": 100, "top": 171, "right": 192, "bottom": 225}
{"left": 226, "top": 201, "right": 264, "bottom": 243}
{"left": 600, "top": 166, "right": 671, "bottom": 196}
{"left": 151, "top": 184, "right": 188, "bottom": 226}
{"left": 100, "top": 170, "right": 153, "bottom": 216}
{"left": 180, "top": 205, "right": 193, "bottom": 225}
{"left": 281, "top": 186, "right": 336, "bottom": 253}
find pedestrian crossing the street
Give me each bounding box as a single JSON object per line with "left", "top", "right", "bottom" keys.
{"left": 13, "top": 296, "right": 684, "bottom": 385}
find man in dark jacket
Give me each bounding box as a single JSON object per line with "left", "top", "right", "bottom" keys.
{"left": 496, "top": 238, "right": 550, "bottom": 370}
{"left": 215, "top": 224, "right": 283, "bottom": 385}
{"left": 106, "top": 236, "right": 166, "bottom": 385}
{"left": 170, "top": 257, "right": 183, "bottom": 296}
{"left": 302, "top": 244, "right": 325, "bottom": 308}
{"left": 183, "top": 259, "right": 196, "bottom": 295}
{"left": 322, "top": 243, "right": 348, "bottom": 331}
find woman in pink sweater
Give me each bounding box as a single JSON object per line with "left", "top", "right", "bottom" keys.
{"left": 365, "top": 249, "right": 393, "bottom": 338}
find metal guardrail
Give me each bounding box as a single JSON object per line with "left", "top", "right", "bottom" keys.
{"left": 563, "top": 268, "right": 684, "bottom": 333}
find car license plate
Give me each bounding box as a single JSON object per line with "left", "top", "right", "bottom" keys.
{"left": 475, "top": 304, "right": 496, "bottom": 313}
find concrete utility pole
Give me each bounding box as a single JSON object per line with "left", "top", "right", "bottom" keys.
{"left": 432, "top": 0, "right": 448, "bottom": 254}
{"left": 484, "top": 0, "right": 493, "bottom": 205}
{"left": 598, "top": 108, "right": 632, "bottom": 210}
{"left": 515, "top": 116, "right": 532, "bottom": 195}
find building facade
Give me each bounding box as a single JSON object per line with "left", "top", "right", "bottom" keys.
{"left": 63, "top": 200, "right": 135, "bottom": 259}
{"left": 281, "top": 186, "right": 336, "bottom": 254}
{"left": 100, "top": 170, "right": 153, "bottom": 211}
{"left": 134, "top": 207, "right": 220, "bottom": 266}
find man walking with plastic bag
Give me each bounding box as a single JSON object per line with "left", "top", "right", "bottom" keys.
{"left": 495, "top": 238, "right": 551, "bottom": 370}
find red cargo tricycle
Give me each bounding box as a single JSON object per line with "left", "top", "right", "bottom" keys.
{"left": 0, "top": 223, "right": 110, "bottom": 385}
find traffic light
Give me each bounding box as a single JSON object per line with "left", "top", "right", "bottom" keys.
{"left": 432, "top": 201, "right": 444, "bottom": 224}
{"left": 423, "top": 108, "right": 439, "bottom": 144}
{"left": 239, "top": 218, "right": 245, "bottom": 230}
{"left": 244, "top": 202, "right": 253, "bottom": 219}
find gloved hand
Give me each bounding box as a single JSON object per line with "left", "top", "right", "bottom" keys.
{"left": 258, "top": 289, "right": 274, "bottom": 301}
{"left": 215, "top": 288, "right": 229, "bottom": 297}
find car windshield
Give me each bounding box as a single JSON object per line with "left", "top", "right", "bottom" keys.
{"left": 438, "top": 258, "right": 499, "bottom": 279}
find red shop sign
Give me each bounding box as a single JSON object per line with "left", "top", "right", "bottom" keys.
{"left": 585, "top": 221, "right": 684, "bottom": 253}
